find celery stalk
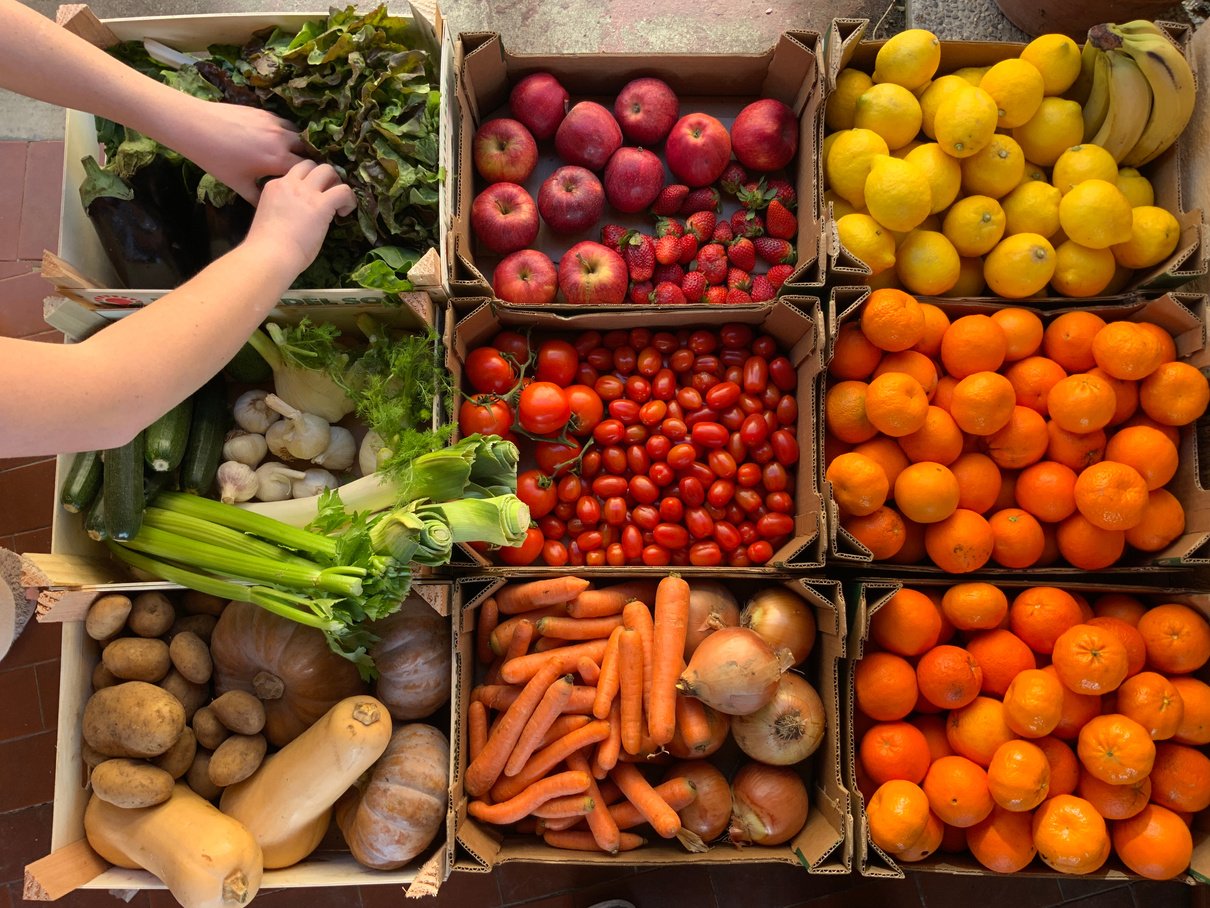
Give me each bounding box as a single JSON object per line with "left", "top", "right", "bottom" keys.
{"left": 142, "top": 507, "right": 317, "bottom": 569}
{"left": 154, "top": 490, "right": 339, "bottom": 559}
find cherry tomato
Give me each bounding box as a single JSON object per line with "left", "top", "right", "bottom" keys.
{"left": 776, "top": 394, "right": 798, "bottom": 426}
{"left": 753, "top": 335, "right": 778, "bottom": 357}
{"left": 772, "top": 429, "right": 800, "bottom": 465}
{"left": 627, "top": 445, "right": 650, "bottom": 475}
{"left": 516, "top": 469, "right": 556, "bottom": 518}
{"left": 556, "top": 474, "right": 582, "bottom": 503}
{"left": 723, "top": 356, "right": 745, "bottom": 375}
{"left": 593, "top": 419, "right": 626, "bottom": 446}
{"left": 691, "top": 422, "right": 728, "bottom": 449}
{"left": 705, "top": 381, "right": 741, "bottom": 410}
{"left": 739, "top": 393, "right": 765, "bottom": 415}
{"left": 689, "top": 540, "right": 723, "bottom": 566}
{"left": 727, "top": 433, "right": 748, "bottom": 463}
{"left": 714, "top": 521, "right": 741, "bottom": 551}
{"left": 568, "top": 541, "right": 585, "bottom": 567}
{"left": 680, "top": 477, "right": 706, "bottom": 508}
{"left": 536, "top": 340, "right": 578, "bottom": 386}
{"left": 763, "top": 384, "right": 783, "bottom": 410}
{"left": 518, "top": 381, "right": 571, "bottom": 434}
{"left": 564, "top": 385, "right": 604, "bottom": 437}
{"left": 613, "top": 345, "right": 637, "bottom": 375}
{"left": 735, "top": 488, "right": 764, "bottom": 513}
{"left": 603, "top": 497, "right": 628, "bottom": 526}
{"left": 737, "top": 462, "right": 762, "bottom": 487}
{"left": 694, "top": 355, "right": 722, "bottom": 376}
{"left": 606, "top": 543, "right": 627, "bottom": 566}
{"left": 576, "top": 363, "right": 599, "bottom": 386}
{"left": 541, "top": 539, "right": 569, "bottom": 566}
{"left": 639, "top": 400, "right": 668, "bottom": 426}
{"left": 535, "top": 439, "right": 581, "bottom": 476}
{"left": 719, "top": 406, "right": 745, "bottom": 431}
{"left": 602, "top": 445, "right": 628, "bottom": 475}
{"left": 603, "top": 329, "right": 629, "bottom": 349}
{"left": 747, "top": 540, "right": 774, "bottom": 564}
{"left": 492, "top": 330, "right": 531, "bottom": 364}
{"left": 555, "top": 501, "right": 575, "bottom": 520}
{"left": 573, "top": 331, "right": 602, "bottom": 356}
{"left": 629, "top": 328, "right": 652, "bottom": 350}
{"left": 649, "top": 462, "right": 676, "bottom": 487}
{"left": 591, "top": 475, "right": 627, "bottom": 498}
{"left": 767, "top": 492, "right": 794, "bottom": 513}
{"left": 595, "top": 375, "right": 625, "bottom": 402}
{"left": 769, "top": 356, "right": 796, "bottom": 391}
{"left": 763, "top": 462, "right": 790, "bottom": 492}
{"left": 708, "top": 450, "right": 737, "bottom": 479}
{"left": 738, "top": 521, "right": 758, "bottom": 544}
{"left": 719, "top": 324, "right": 752, "bottom": 348}
{"left": 625, "top": 375, "right": 651, "bottom": 403}
{"left": 609, "top": 399, "right": 641, "bottom": 424}
{"left": 646, "top": 434, "right": 671, "bottom": 461}
{"left": 538, "top": 515, "right": 566, "bottom": 539}
{"left": 758, "top": 512, "right": 795, "bottom": 539}
{"left": 642, "top": 544, "right": 671, "bottom": 566}
{"left": 585, "top": 549, "right": 607, "bottom": 566}
{"left": 630, "top": 475, "right": 659, "bottom": 504}
{"left": 652, "top": 369, "right": 678, "bottom": 399}
{"left": 624, "top": 424, "right": 649, "bottom": 445}
{"left": 691, "top": 372, "right": 721, "bottom": 394}
{"left": 749, "top": 440, "right": 774, "bottom": 464}
{"left": 741, "top": 413, "right": 769, "bottom": 446}
{"left": 621, "top": 525, "right": 644, "bottom": 561}
{"left": 667, "top": 443, "right": 697, "bottom": 470}
{"left": 659, "top": 499, "right": 685, "bottom": 524}
{"left": 587, "top": 346, "right": 614, "bottom": 371}
{"left": 688, "top": 330, "right": 717, "bottom": 354}
{"left": 677, "top": 387, "right": 703, "bottom": 411}
{"left": 576, "top": 496, "right": 601, "bottom": 525}
{"left": 465, "top": 347, "right": 517, "bottom": 394}
{"left": 683, "top": 462, "right": 715, "bottom": 487}
{"left": 652, "top": 331, "right": 679, "bottom": 352}
{"left": 670, "top": 347, "right": 696, "bottom": 373}
{"left": 685, "top": 407, "right": 719, "bottom": 429}
{"left": 685, "top": 507, "right": 715, "bottom": 540}
{"left": 566, "top": 517, "right": 588, "bottom": 537}
{"left": 661, "top": 418, "right": 688, "bottom": 442}
{"left": 632, "top": 505, "right": 660, "bottom": 530}
{"left": 636, "top": 347, "right": 663, "bottom": 376}
{"left": 580, "top": 449, "right": 602, "bottom": 479}
{"left": 577, "top": 530, "right": 603, "bottom": 552}
{"left": 708, "top": 479, "right": 735, "bottom": 508}
{"left": 458, "top": 396, "right": 513, "bottom": 437}
{"left": 498, "top": 527, "right": 543, "bottom": 566}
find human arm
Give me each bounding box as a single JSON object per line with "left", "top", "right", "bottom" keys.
{"left": 0, "top": 0, "right": 305, "bottom": 203}
{"left": 0, "top": 161, "right": 356, "bottom": 457}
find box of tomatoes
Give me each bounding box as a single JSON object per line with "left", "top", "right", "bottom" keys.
{"left": 845, "top": 578, "right": 1210, "bottom": 884}
{"left": 822, "top": 286, "right": 1210, "bottom": 574}
{"left": 445, "top": 297, "right": 824, "bottom": 573}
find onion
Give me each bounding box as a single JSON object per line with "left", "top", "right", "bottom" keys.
{"left": 677, "top": 627, "right": 786, "bottom": 716}
{"left": 684, "top": 582, "right": 741, "bottom": 660}
{"left": 742, "top": 588, "right": 817, "bottom": 667}
{"left": 665, "top": 761, "right": 732, "bottom": 841}
{"left": 666, "top": 702, "right": 730, "bottom": 759}
{"left": 729, "top": 762, "right": 810, "bottom": 847}
{"left": 731, "top": 673, "right": 826, "bottom": 766}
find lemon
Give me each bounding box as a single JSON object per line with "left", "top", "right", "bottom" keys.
{"left": 864, "top": 155, "right": 933, "bottom": 233}
{"left": 1111, "top": 205, "right": 1182, "bottom": 269}
{"left": 1020, "top": 34, "right": 1082, "bottom": 96}
{"left": 1058, "top": 179, "right": 1134, "bottom": 249}
{"left": 960, "top": 134, "right": 1026, "bottom": 198}
{"left": 905, "top": 143, "right": 962, "bottom": 213}
{"left": 896, "top": 230, "right": 961, "bottom": 295}
{"left": 854, "top": 83, "right": 924, "bottom": 150}
{"left": 1012, "top": 97, "right": 1084, "bottom": 166}
{"left": 865, "top": 267, "right": 901, "bottom": 291}
{"left": 1019, "top": 159, "right": 1049, "bottom": 186}
{"left": 1050, "top": 240, "right": 1116, "bottom": 297}
{"left": 943, "top": 195, "right": 1007, "bottom": 256}
{"left": 942, "top": 256, "right": 989, "bottom": 297}
{"left": 893, "top": 140, "right": 925, "bottom": 159}
{"left": 837, "top": 213, "right": 897, "bottom": 275}
{"left": 822, "top": 132, "right": 840, "bottom": 187}
{"left": 825, "top": 189, "right": 864, "bottom": 219}
{"left": 826, "top": 67, "right": 875, "bottom": 132}
{"left": 979, "top": 58, "right": 1045, "bottom": 129}
{"left": 1116, "top": 167, "right": 1156, "bottom": 208}
{"left": 873, "top": 29, "right": 941, "bottom": 91}
{"left": 1050, "top": 144, "right": 1118, "bottom": 195}
{"left": 888, "top": 213, "right": 942, "bottom": 247}
{"left": 934, "top": 86, "right": 999, "bottom": 159}
{"left": 826, "top": 128, "right": 890, "bottom": 208}
{"left": 919, "top": 75, "right": 971, "bottom": 140}
{"left": 984, "top": 233, "right": 1056, "bottom": 298}
{"left": 952, "top": 65, "right": 991, "bottom": 87}
{"left": 1002, "top": 180, "right": 1062, "bottom": 237}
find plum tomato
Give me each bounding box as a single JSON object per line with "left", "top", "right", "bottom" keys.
{"left": 458, "top": 396, "right": 514, "bottom": 437}
{"left": 518, "top": 381, "right": 571, "bottom": 435}
{"left": 536, "top": 340, "right": 579, "bottom": 387}
{"left": 542, "top": 539, "right": 569, "bottom": 566}
{"left": 498, "top": 527, "right": 543, "bottom": 566}
{"left": 465, "top": 347, "right": 517, "bottom": 394}
{"left": 516, "top": 469, "right": 557, "bottom": 519}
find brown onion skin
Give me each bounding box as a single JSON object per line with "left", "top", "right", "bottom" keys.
{"left": 677, "top": 627, "right": 783, "bottom": 716}
{"left": 729, "top": 762, "right": 809, "bottom": 846}
{"left": 741, "top": 588, "right": 817, "bottom": 667}
{"left": 684, "top": 582, "right": 741, "bottom": 660}
{"left": 666, "top": 702, "right": 731, "bottom": 759}
{"left": 665, "top": 761, "right": 732, "bottom": 841}
{"left": 731, "top": 673, "right": 826, "bottom": 766}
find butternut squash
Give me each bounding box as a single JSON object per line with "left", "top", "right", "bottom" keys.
{"left": 219, "top": 695, "right": 392, "bottom": 869}
{"left": 84, "top": 783, "right": 263, "bottom": 908}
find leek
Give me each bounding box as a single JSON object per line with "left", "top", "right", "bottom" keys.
{"left": 414, "top": 495, "right": 531, "bottom": 546}
{"left": 369, "top": 505, "right": 453, "bottom": 566}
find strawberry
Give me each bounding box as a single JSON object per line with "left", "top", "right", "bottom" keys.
{"left": 765, "top": 200, "right": 798, "bottom": 240}
{"left": 730, "top": 209, "right": 765, "bottom": 238}
{"left": 678, "top": 235, "right": 699, "bottom": 266}
{"left": 711, "top": 221, "right": 734, "bottom": 245}
{"left": 650, "top": 281, "right": 687, "bottom": 306}
{"left": 655, "top": 234, "right": 682, "bottom": 266}
{"left": 686, "top": 211, "right": 717, "bottom": 242}
{"left": 704, "top": 285, "right": 728, "bottom": 306}
{"left": 696, "top": 244, "right": 729, "bottom": 284}
{"left": 737, "top": 178, "right": 775, "bottom": 211}
{"left": 725, "top": 288, "right": 753, "bottom": 305}
{"left": 750, "top": 274, "right": 777, "bottom": 302}
{"left": 630, "top": 280, "right": 654, "bottom": 305}
{"left": 601, "top": 224, "right": 627, "bottom": 249}
{"left": 767, "top": 179, "right": 797, "bottom": 209}
{"left": 621, "top": 231, "right": 656, "bottom": 281}
{"left": 728, "top": 237, "right": 757, "bottom": 272}
{"left": 681, "top": 271, "right": 707, "bottom": 303}
{"left": 652, "top": 184, "right": 689, "bottom": 217}
{"left": 655, "top": 217, "right": 685, "bottom": 238}
{"left": 720, "top": 162, "right": 748, "bottom": 196}
{"left": 653, "top": 262, "right": 685, "bottom": 285}
{"left": 767, "top": 264, "right": 795, "bottom": 289}
{"left": 727, "top": 268, "right": 752, "bottom": 291}
{"left": 680, "top": 187, "right": 721, "bottom": 215}
{"left": 754, "top": 237, "right": 796, "bottom": 265}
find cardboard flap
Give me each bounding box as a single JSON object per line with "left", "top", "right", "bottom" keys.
{"left": 826, "top": 19, "right": 868, "bottom": 90}
{"left": 763, "top": 31, "right": 821, "bottom": 113}
{"left": 404, "top": 847, "right": 447, "bottom": 899}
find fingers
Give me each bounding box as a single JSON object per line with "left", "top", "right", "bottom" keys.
{"left": 239, "top": 183, "right": 262, "bottom": 206}
{"left": 301, "top": 162, "right": 344, "bottom": 190}
{"left": 287, "top": 158, "right": 320, "bottom": 179}
{"left": 328, "top": 185, "right": 358, "bottom": 218}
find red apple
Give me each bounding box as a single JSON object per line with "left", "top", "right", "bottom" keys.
{"left": 732, "top": 98, "right": 798, "bottom": 172}
{"left": 614, "top": 77, "right": 679, "bottom": 145}
{"left": 473, "top": 118, "right": 539, "bottom": 184}
{"left": 555, "top": 101, "right": 623, "bottom": 171}
{"left": 603, "top": 147, "right": 664, "bottom": 214}
{"left": 493, "top": 249, "right": 558, "bottom": 304}
{"left": 558, "top": 241, "right": 628, "bottom": 305}
{"left": 665, "top": 113, "right": 731, "bottom": 187}
{"left": 538, "top": 166, "right": 605, "bottom": 234}
{"left": 471, "top": 182, "right": 540, "bottom": 255}
{"left": 509, "top": 72, "right": 569, "bottom": 140}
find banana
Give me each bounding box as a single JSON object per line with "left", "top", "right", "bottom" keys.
{"left": 1110, "top": 25, "right": 1196, "bottom": 166}
{"left": 1090, "top": 50, "right": 1152, "bottom": 163}
{"left": 1068, "top": 39, "right": 1103, "bottom": 105}
{"left": 1082, "top": 49, "right": 1113, "bottom": 142}
{"left": 1111, "top": 19, "right": 1169, "bottom": 39}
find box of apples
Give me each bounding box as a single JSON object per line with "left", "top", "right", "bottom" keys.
{"left": 449, "top": 31, "right": 825, "bottom": 307}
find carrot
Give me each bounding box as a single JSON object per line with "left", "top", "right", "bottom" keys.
{"left": 608, "top": 776, "right": 697, "bottom": 830}
{"left": 537, "top": 715, "right": 591, "bottom": 750}
{"left": 592, "top": 626, "right": 624, "bottom": 720}
{"left": 536, "top": 614, "right": 625, "bottom": 641}
{"left": 610, "top": 763, "right": 682, "bottom": 839}
{"left": 505, "top": 674, "right": 575, "bottom": 777}
{"left": 501, "top": 639, "right": 609, "bottom": 685}
{"left": 596, "top": 779, "right": 623, "bottom": 805}
{"left": 468, "top": 699, "right": 489, "bottom": 763}
{"left": 537, "top": 815, "right": 585, "bottom": 833}
{"left": 476, "top": 597, "right": 499, "bottom": 665}
{"left": 596, "top": 699, "right": 622, "bottom": 774}
{"left": 648, "top": 576, "right": 690, "bottom": 746}
{"left": 542, "top": 829, "right": 646, "bottom": 852}
{"left": 465, "top": 661, "right": 562, "bottom": 798}
{"left": 577, "top": 655, "right": 601, "bottom": 685}
{"left": 566, "top": 751, "right": 622, "bottom": 854}
{"left": 674, "top": 695, "right": 714, "bottom": 754}
{"left": 618, "top": 627, "right": 644, "bottom": 756}
{"left": 468, "top": 770, "right": 591, "bottom": 825}
{"left": 533, "top": 635, "right": 574, "bottom": 652}
{"left": 490, "top": 719, "right": 611, "bottom": 803}
{"left": 514, "top": 817, "right": 539, "bottom": 835}
{"left": 622, "top": 601, "right": 654, "bottom": 718}
{"left": 567, "top": 580, "right": 660, "bottom": 619}
{"left": 491, "top": 606, "right": 567, "bottom": 655}
{"left": 476, "top": 684, "right": 597, "bottom": 715}
{"left": 496, "top": 577, "right": 591, "bottom": 615}
{"left": 532, "top": 794, "right": 596, "bottom": 819}
{"left": 501, "top": 617, "right": 536, "bottom": 664}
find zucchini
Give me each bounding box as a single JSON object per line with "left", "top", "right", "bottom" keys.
{"left": 102, "top": 432, "right": 145, "bottom": 541}
{"left": 84, "top": 494, "right": 108, "bottom": 542}
{"left": 60, "top": 449, "right": 102, "bottom": 514}
{"left": 144, "top": 399, "right": 193, "bottom": 473}
{"left": 223, "top": 340, "right": 273, "bottom": 384}
{"left": 179, "top": 379, "right": 229, "bottom": 496}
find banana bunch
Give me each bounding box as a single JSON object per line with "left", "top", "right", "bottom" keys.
{"left": 1078, "top": 20, "right": 1195, "bottom": 167}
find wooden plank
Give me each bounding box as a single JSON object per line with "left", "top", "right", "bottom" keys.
{"left": 21, "top": 553, "right": 126, "bottom": 589}
{"left": 36, "top": 589, "right": 100, "bottom": 623}
{"left": 23, "top": 839, "right": 109, "bottom": 901}
{"left": 40, "top": 251, "right": 100, "bottom": 291}
{"left": 54, "top": 4, "right": 119, "bottom": 48}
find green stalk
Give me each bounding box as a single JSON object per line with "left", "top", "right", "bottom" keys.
{"left": 154, "top": 490, "right": 339, "bottom": 559}
{"left": 142, "top": 507, "right": 317, "bottom": 569}
{"left": 245, "top": 327, "right": 284, "bottom": 372}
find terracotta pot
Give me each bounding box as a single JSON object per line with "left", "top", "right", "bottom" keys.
{"left": 992, "top": 0, "right": 1178, "bottom": 40}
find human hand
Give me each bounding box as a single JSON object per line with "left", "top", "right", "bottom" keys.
{"left": 243, "top": 161, "right": 358, "bottom": 276}
{"left": 178, "top": 101, "right": 309, "bottom": 204}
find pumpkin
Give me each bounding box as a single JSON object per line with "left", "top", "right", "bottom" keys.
{"left": 337, "top": 723, "right": 449, "bottom": 870}
{"left": 371, "top": 598, "right": 451, "bottom": 721}
{"left": 209, "top": 601, "right": 366, "bottom": 747}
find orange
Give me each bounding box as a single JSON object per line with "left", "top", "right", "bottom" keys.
{"left": 984, "top": 406, "right": 1049, "bottom": 470}
{"left": 1091, "top": 321, "right": 1163, "bottom": 381}
{"left": 867, "top": 779, "right": 931, "bottom": 853}
{"left": 889, "top": 517, "right": 929, "bottom": 566}
{"left": 1087, "top": 367, "right": 1138, "bottom": 426}
{"left": 894, "top": 809, "right": 944, "bottom": 862}
{"left": 1042, "top": 311, "right": 1107, "bottom": 372}
{"left": 988, "top": 739, "right": 1050, "bottom": 811}
{"left": 1125, "top": 488, "right": 1185, "bottom": 553}
{"left": 988, "top": 508, "right": 1045, "bottom": 568}
{"left": 898, "top": 406, "right": 964, "bottom": 465}
{"left": 1140, "top": 361, "right": 1210, "bottom": 426}
{"left": 940, "top": 315, "right": 1007, "bottom": 379}
{"left": 947, "top": 696, "right": 1016, "bottom": 767}
{"left": 870, "top": 587, "right": 944, "bottom": 657}
{"left": 1114, "top": 671, "right": 1184, "bottom": 740}
{"left": 1092, "top": 593, "right": 1146, "bottom": 626}
{"left": 1149, "top": 741, "right": 1210, "bottom": 813}
{"left": 1171, "top": 676, "right": 1210, "bottom": 745}
{"left": 1005, "top": 355, "right": 1067, "bottom": 415}
{"left": 830, "top": 321, "right": 884, "bottom": 380}
{"left": 842, "top": 506, "right": 907, "bottom": 560}
{"left": 1076, "top": 770, "right": 1150, "bottom": 820}
{"left": 1084, "top": 616, "right": 1146, "bottom": 677}
{"left": 917, "top": 644, "right": 984, "bottom": 709}
{"left": 941, "top": 582, "right": 1008, "bottom": 631}
{"left": 895, "top": 461, "right": 961, "bottom": 524}
{"left": 1051, "top": 623, "right": 1129, "bottom": 695}
{"left": 1031, "top": 795, "right": 1110, "bottom": 875}
{"left": 966, "top": 806, "right": 1037, "bottom": 872}
{"left": 854, "top": 436, "right": 912, "bottom": 488}
{"left": 1077, "top": 713, "right": 1156, "bottom": 784}
{"left": 826, "top": 451, "right": 890, "bottom": 517}
{"left": 861, "top": 289, "right": 927, "bottom": 353}
{"left": 1137, "top": 321, "right": 1178, "bottom": 364}
{"left": 1046, "top": 373, "right": 1116, "bottom": 434}
{"left": 1009, "top": 586, "right": 1083, "bottom": 655}
{"left": 1112, "top": 804, "right": 1193, "bottom": 881}
{"left": 991, "top": 308, "right": 1044, "bottom": 362}
{"left": 1045, "top": 422, "right": 1106, "bottom": 472}
{"left": 1103, "top": 425, "right": 1178, "bottom": 490}
{"left": 1003, "top": 668, "right": 1064, "bottom": 738}
{"left": 933, "top": 374, "right": 959, "bottom": 412}
{"left": 1072, "top": 461, "right": 1149, "bottom": 531}
{"left": 1119, "top": 411, "right": 1181, "bottom": 447}
{"left": 1035, "top": 736, "right": 1080, "bottom": 798}
{"left": 922, "top": 755, "right": 995, "bottom": 828}
{"left": 860, "top": 720, "right": 932, "bottom": 785}
{"left": 826, "top": 380, "right": 879, "bottom": 444}
{"left": 1014, "top": 461, "right": 1077, "bottom": 523}
{"left": 855, "top": 651, "right": 919, "bottom": 721}
{"left": 1055, "top": 513, "right": 1125, "bottom": 570}
{"left": 866, "top": 372, "right": 931, "bottom": 437}
{"left": 924, "top": 508, "right": 995, "bottom": 573}
{"left": 949, "top": 371, "right": 1017, "bottom": 436}
{"left": 874, "top": 350, "right": 939, "bottom": 399}
{"left": 916, "top": 713, "right": 956, "bottom": 763}
{"left": 1040, "top": 665, "right": 1102, "bottom": 741}
{"left": 1136, "top": 603, "right": 1210, "bottom": 674}
{"left": 966, "top": 629, "right": 1036, "bottom": 697}
{"left": 911, "top": 302, "right": 951, "bottom": 358}
{"left": 949, "top": 452, "right": 1003, "bottom": 513}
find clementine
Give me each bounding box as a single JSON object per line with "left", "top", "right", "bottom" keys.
{"left": 1009, "top": 586, "right": 1084, "bottom": 654}
{"left": 866, "top": 372, "right": 931, "bottom": 437}
{"left": 1114, "top": 671, "right": 1184, "bottom": 740}
{"left": 1149, "top": 741, "right": 1210, "bottom": 813}
{"left": 988, "top": 739, "right": 1051, "bottom": 811}
{"left": 1136, "top": 603, "right": 1210, "bottom": 674}
{"left": 924, "top": 508, "right": 995, "bottom": 573}
{"left": 826, "top": 451, "right": 891, "bottom": 517}
{"left": 1076, "top": 713, "right": 1156, "bottom": 785}
{"left": 867, "top": 779, "right": 931, "bottom": 853}
{"left": 1003, "top": 667, "right": 1064, "bottom": 738}
{"left": 854, "top": 651, "right": 919, "bottom": 721}
{"left": 922, "top": 755, "right": 995, "bottom": 828}
{"left": 1125, "top": 488, "right": 1186, "bottom": 553}
{"left": 1076, "top": 769, "right": 1150, "bottom": 820}
{"left": 860, "top": 720, "right": 932, "bottom": 785}
{"left": 1112, "top": 803, "right": 1193, "bottom": 880}
{"left": 1014, "top": 461, "right": 1078, "bottom": 523}
{"left": 941, "top": 582, "right": 1008, "bottom": 631}
{"left": 917, "top": 644, "right": 984, "bottom": 710}
{"left": 965, "top": 629, "right": 1036, "bottom": 697}
{"left": 1042, "top": 311, "right": 1107, "bottom": 372}
{"left": 949, "top": 452, "right": 1003, "bottom": 513}
{"left": 966, "top": 806, "right": 1037, "bottom": 872}
{"left": 988, "top": 508, "right": 1046, "bottom": 568}
{"left": 947, "top": 696, "right": 1016, "bottom": 767}
{"left": 842, "top": 506, "right": 907, "bottom": 560}
{"left": 1140, "top": 361, "right": 1210, "bottom": 426}
{"left": 870, "top": 587, "right": 944, "bottom": 656}
{"left": 1171, "top": 676, "right": 1210, "bottom": 745}
{"left": 830, "top": 321, "right": 884, "bottom": 380}
{"left": 1005, "top": 355, "right": 1067, "bottom": 415}
{"left": 1051, "top": 622, "right": 1130, "bottom": 694}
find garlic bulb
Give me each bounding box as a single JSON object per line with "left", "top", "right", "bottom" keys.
{"left": 233, "top": 389, "right": 282, "bottom": 435}
{"left": 358, "top": 430, "right": 391, "bottom": 477}
{"left": 263, "top": 394, "right": 330, "bottom": 461}
{"left": 253, "top": 462, "right": 308, "bottom": 502}
{"left": 312, "top": 426, "right": 356, "bottom": 472}
{"left": 265, "top": 420, "right": 294, "bottom": 461}
{"left": 217, "top": 461, "right": 259, "bottom": 504}
{"left": 292, "top": 468, "right": 338, "bottom": 499}
{"left": 222, "top": 430, "right": 268, "bottom": 468}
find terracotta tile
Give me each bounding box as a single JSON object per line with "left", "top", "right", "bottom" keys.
{"left": 711, "top": 863, "right": 856, "bottom": 907}
{"left": 251, "top": 887, "right": 362, "bottom": 908}
{"left": 0, "top": 455, "right": 51, "bottom": 472}
{"left": 19, "top": 141, "right": 65, "bottom": 260}
{"left": 570, "top": 864, "right": 717, "bottom": 908}
{"left": 34, "top": 659, "right": 60, "bottom": 731}
{"left": 0, "top": 457, "right": 55, "bottom": 535}
{"left": 0, "top": 801, "right": 51, "bottom": 882}
{"left": 24, "top": 328, "right": 64, "bottom": 344}
{"left": 496, "top": 862, "right": 635, "bottom": 905}
{"left": 0, "top": 262, "right": 32, "bottom": 281}
{"left": 1, "top": 618, "right": 61, "bottom": 669}
{"left": 363, "top": 868, "right": 501, "bottom": 908}
{"left": 1, "top": 880, "right": 12, "bottom": 908}
{"left": 0, "top": 665, "right": 44, "bottom": 740}
{"left": 1131, "top": 880, "right": 1193, "bottom": 907}
{"left": 0, "top": 728, "right": 56, "bottom": 812}
{"left": 0, "top": 143, "right": 28, "bottom": 261}
{"left": 55, "top": 890, "right": 150, "bottom": 908}
{"left": 11, "top": 527, "right": 52, "bottom": 556}
{"left": 915, "top": 871, "right": 1061, "bottom": 908}
{"left": 796, "top": 876, "right": 921, "bottom": 907}
{"left": 0, "top": 270, "right": 52, "bottom": 338}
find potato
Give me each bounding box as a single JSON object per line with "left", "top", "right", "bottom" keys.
{"left": 159, "top": 670, "right": 209, "bottom": 722}
{"left": 168, "top": 631, "right": 212, "bottom": 685}
{"left": 154, "top": 728, "right": 197, "bottom": 780}
{"left": 103, "top": 637, "right": 170, "bottom": 683}
{"left": 128, "top": 592, "right": 177, "bottom": 638}
{"left": 169, "top": 614, "right": 217, "bottom": 644}
{"left": 85, "top": 594, "right": 132, "bottom": 642}
{"left": 83, "top": 682, "right": 185, "bottom": 758}
{"left": 187, "top": 750, "right": 221, "bottom": 800}
{"left": 210, "top": 691, "right": 265, "bottom": 736}
{"left": 91, "top": 758, "right": 175, "bottom": 808}
{"left": 193, "top": 706, "right": 230, "bottom": 751}
{"left": 182, "top": 591, "right": 227, "bottom": 617}
{"left": 82, "top": 741, "right": 110, "bottom": 770}
{"left": 91, "top": 661, "right": 118, "bottom": 692}
{"left": 208, "top": 734, "right": 267, "bottom": 788}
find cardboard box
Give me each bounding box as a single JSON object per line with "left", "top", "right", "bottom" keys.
{"left": 448, "top": 30, "right": 826, "bottom": 304}
{"left": 822, "top": 286, "right": 1210, "bottom": 572}
{"left": 821, "top": 19, "right": 1206, "bottom": 297}
{"left": 444, "top": 296, "right": 825, "bottom": 573}
{"left": 449, "top": 574, "right": 851, "bottom": 875}
{"left": 48, "top": 4, "right": 454, "bottom": 319}
{"left": 22, "top": 579, "right": 457, "bottom": 900}
{"left": 844, "top": 577, "right": 1210, "bottom": 883}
